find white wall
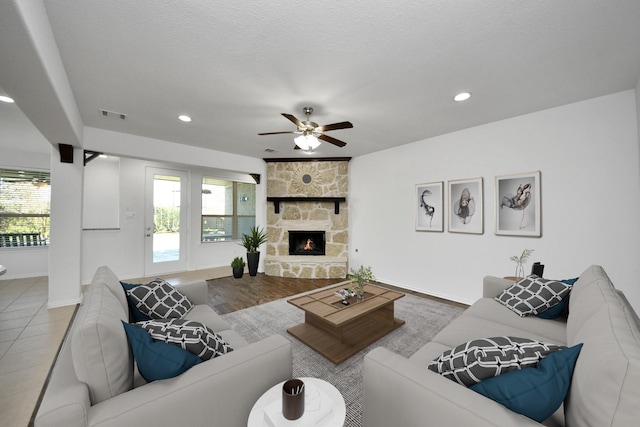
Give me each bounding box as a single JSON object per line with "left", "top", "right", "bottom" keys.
{"left": 80, "top": 127, "right": 266, "bottom": 283}
{"left": 1, "top": 127, "right": 266, "bottom": 285}
{"left": 349, "top": 90, "right": 640, "bottom": 312}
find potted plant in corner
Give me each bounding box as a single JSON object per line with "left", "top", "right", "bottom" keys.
{"left": 231, "top": 256, "right": 245, "bottom": 279}
{"left": 240, "top": 226, "right": 268, "bottom": 277}
{"left": 348, "top": 265, "right": 376, "bottom": 301}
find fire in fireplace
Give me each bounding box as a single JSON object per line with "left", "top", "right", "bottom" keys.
{"left": 288, "top": 230, "right": 326, "bottom": 256}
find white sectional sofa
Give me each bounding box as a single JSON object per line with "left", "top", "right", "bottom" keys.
{"left": 35, "top": 266, "right": 292, "bottom": 427}
{"left": 363, "top": 265, "right": 640, "bottom": 426}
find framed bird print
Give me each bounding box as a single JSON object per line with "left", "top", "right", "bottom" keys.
{"left": 495, "top": 171, "right": 541, "bottom": 237}
{"left": 415, "top": 182, "right": 444, "bottom": 232}
{"left": 448, "top": 177, "right": 483, "bottom": 234}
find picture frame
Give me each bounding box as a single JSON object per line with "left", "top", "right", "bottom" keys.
{"left": 495, "top": 171, "right": 541, "bottom": 237}
{"left": 415, "top": 182, "right": 444, "bottom": 232}
{"left": 448, "top": 177, "right": 483, "bottom": 234}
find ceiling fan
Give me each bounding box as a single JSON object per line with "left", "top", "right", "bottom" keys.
{"left": 258, "top": 107, "right": 353, "bottom": 151}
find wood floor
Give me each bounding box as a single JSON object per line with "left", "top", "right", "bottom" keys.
{"left": 207, "top": 274, "right": 345, "bottom": 314}
{"left": 206, "top": 274, "right": 468, "bottom": 314}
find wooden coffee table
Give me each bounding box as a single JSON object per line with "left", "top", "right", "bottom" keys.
{"left": 287, "top": 283, "right": 405, "bottom": 364}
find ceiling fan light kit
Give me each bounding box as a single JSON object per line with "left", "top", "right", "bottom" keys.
{"left": 294, "top": 134, "right": 321, "bottom": 151}
{"left": 259, "top": 106, "right": 353, "bottom": 151}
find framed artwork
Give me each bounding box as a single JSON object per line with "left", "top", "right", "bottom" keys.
{"left": 495, "top": 171, "right": 541, "bottom": 237}
{"left": 415, "top": 182, "right": 444, "bottom": 232}
{"left": 448, "top": 178, "right": 483, "bottom": 234}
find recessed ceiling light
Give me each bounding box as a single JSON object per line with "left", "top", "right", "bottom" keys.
{"left": 0, "top": 95, "right": 15, "bottom": 103}
{"left": 454, "top": 92, "right": 471, "bottom": 102}
{"left": 178, "top": 115, "right": 192, "bottom": 122}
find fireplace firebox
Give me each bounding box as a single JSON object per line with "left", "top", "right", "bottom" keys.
{"left": 288, "top": 231, "right": 326, "bottom": 256}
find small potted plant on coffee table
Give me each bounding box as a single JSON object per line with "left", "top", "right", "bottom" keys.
{"left": 348, "top": 265, "right": 376, "bottom": 301}
{"left": 231, "top": 256, "right": 246, "bottom": 279}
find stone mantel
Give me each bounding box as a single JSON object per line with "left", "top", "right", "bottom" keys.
{"left": 267, "top": 197, "right": 346, "bottom": 214}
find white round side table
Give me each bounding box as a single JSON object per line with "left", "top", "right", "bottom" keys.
{"left": 247, "top": 377, "right": 345, "bottom": 427}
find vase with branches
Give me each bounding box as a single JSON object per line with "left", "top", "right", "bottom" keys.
{"left": 510, "top": 249, "right": 534, "bottom": 278}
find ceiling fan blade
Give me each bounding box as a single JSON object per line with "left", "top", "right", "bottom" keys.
{"left": 316, "top": 121, "right": 353, "bottom": 132}
{"left": 282, "top": 113, "right": 305, "bottom": 128}
{"left": 258, "top": 131, "right": 296, "bottom": 135}
{"left": 318, "top": 133, "right": 347, "bottom": 147}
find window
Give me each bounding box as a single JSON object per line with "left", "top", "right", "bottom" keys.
{"left": 0, "top": 168, "right": 50, "bottom": 247}
{"left": 201, "top": 177, "right": 255, "bottom": 242}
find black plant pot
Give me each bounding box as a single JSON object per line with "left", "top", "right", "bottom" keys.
{"left": 232, "top": 267, "right": 244, "bottom": 279}
{"left": 247, "top": 252, "right": 260, "bottom": 276}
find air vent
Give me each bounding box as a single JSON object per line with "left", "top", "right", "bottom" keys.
{"left": 264, "top": 148, "right": 277, "bottom": 153}
{"left": 99, "top": 109, "right": 127, "bottom": 120}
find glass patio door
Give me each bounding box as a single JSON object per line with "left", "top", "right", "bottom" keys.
{"left": 144, "top": 167, "right": 188, "bottom": 276}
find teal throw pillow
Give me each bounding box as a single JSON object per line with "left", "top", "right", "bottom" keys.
{"left": 120, "top": 282, "right": 152, "bottom": 322}
{"left": 121, "top": 321, "right": 201, "bottom": 382}
{"left": 536, "top": 278, "right": 578, "bottom": 319}
{"left": 470, "top": 343, "right": 583, "bottom": 422}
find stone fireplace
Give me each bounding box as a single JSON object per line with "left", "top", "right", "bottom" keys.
{"left": 264, "top": 158, "right": 349, "bottom": 279}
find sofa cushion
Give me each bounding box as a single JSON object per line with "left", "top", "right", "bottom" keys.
{"left": 565, "top": 265, "right": 640, "bottom": 427}
{"left": 92, "top": 265, "right": 129, "bottom": 314}
{"left": 431, "top": 311, "right": 566, "bottom": 350}
{"left": 122, "top": 321, "right": 202, "bottom": 382}
{"left": 136, "top": 318, "right": 234, "bottom": 360}
{"left": 183, "top": 304, "right": 233, "bottom": 332}
{"left": 126, "top": 278, "right": 193, "bottom": 319}
{"left": 461, "top": 299, "right": 567, "bottom": 344}
{"left": 71, "top": 282, "right": 133, "bottom": 404}
{"left": 471, "top": 343, "right": 582, "bottom": 422}
{"left": 427, "top": 336, "right": 565, "bottom": 387}
{"left": 495, "top": 275, "right": 571, "bottom": 317}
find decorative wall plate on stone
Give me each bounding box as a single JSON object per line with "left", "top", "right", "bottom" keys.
{"left": 291, "top": 165, "right": 323, "bottom": 195}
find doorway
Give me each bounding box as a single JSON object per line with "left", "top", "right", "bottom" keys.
{"left": 144, "top": 167, "right": 188, "bottom": 275}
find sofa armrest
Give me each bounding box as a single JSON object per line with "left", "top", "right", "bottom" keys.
{"left": 172, "top": 279, "right": 208, "bottom": 305}
{"left": 363, "top": 347, "right": 542, "bottom": 427}
{"left": 87, "top": 335, "right": 292, "bottom": 427}
{"left": 483, "top": 276, "right": 516, "bottom": 298}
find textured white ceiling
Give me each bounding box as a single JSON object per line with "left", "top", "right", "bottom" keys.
{"left": 3, "top": 0, "right": 640, "bottom": 159}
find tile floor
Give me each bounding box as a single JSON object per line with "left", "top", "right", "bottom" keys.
{"left": 0, "top": 268, "right": 221, "bottom": 427}
{"left": 0, "top": 276, "right": 76, "bottom": 427}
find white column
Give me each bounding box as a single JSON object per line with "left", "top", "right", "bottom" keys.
{"left": 48, "top": 145, "right": 84, "bottom": 307}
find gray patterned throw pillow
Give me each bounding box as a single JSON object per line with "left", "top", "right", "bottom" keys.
{"left": 427, "top": 336, "right": 565, "bottom": 387}
{"left": 494, "top": 275, "right": 572, "bottom": 317}
{"left": 126, "top": 278, "right": 193, "bottom": 319}
{"left": 136, "top": 318, "right": 233, "bottom": 360}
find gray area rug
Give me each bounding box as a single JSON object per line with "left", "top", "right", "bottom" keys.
{"left": 218, "top": 289, "right": 465, "bottom": 427}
